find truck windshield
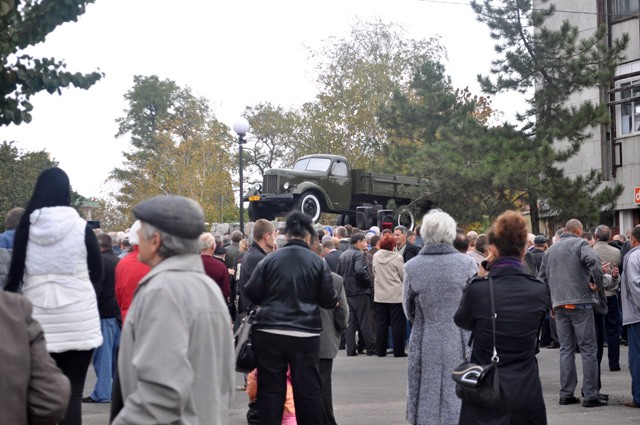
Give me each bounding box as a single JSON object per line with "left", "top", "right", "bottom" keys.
{"left": 293, "top": 158, "right": 331, "bottom": 172}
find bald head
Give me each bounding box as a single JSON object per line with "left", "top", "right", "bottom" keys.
{"left": 564, "top": 219, "right": 583, "bottom": 236}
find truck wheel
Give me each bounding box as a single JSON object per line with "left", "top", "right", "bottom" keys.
{"left": 395, "top": 206, "right": 415, "bottom": 230}
{"left": 296, "top": 191, "right": 322, "bottom": 223}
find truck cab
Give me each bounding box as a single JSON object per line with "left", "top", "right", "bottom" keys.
{"left": 244, "top": 155, "right": 352, "bottom": 222}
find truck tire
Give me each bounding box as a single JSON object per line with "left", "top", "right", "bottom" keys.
{"left": 296, "top": 191, "right": 322, "bottom": 223}
{"left": 395, "top": 206, "right": 415, "bottom": 230}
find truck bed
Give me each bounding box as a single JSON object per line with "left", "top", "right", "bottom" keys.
{"left": 351, "top": 169, "right": 421, "bottom": 198}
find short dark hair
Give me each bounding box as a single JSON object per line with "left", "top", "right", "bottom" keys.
{"left": 97, "top": 233, "right": 113, "bottom": 249}
{"left": 350, "top": 233, "right": 366, "bottom": 245}
{"left": 475, "top": 234, "right": 489, "bottom": 255}
{"left": 370, "top": 234, "right": 380, "bottom": 247}
{"left": 231, "top": 230, "right": 243, "bottom": 243}
{"left": 582, "top": 232, "right": 593, "bottom": 242}
{"left": 632, "top": 226, "right": 640, "bottom": 243}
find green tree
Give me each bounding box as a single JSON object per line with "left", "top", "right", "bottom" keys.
{"left": 471, "top": 0, "right": 628, "bottom": 230}
{"left": 241, "top": 102, "right": 297, "bottom": 176}
{"left": 296, "top": 19, "right": 444, "bottom": 168}
{"left": 0, "top": 0, "right": 103, "bottom": 126}
{"left": 111, "top": 75, "right": 236, "bottom": 224}
{"left": 0, "top": 141, "right": 57, "bottom": 228}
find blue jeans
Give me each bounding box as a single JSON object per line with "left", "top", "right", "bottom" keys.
{"left": 555, "top": 306, "right": 599, "bottom": 400}
{"left": 628, "top": 323, "right": 640, "bottom": 405}
{"left": 90, "top": 318, "right": 121, "bottom": 402}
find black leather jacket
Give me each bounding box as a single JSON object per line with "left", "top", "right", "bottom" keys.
{"left": 336, "top": 246, "right": 373, "bottom": 296}
{"left": 244, "top": 239, "right": 338, "bottom": 333}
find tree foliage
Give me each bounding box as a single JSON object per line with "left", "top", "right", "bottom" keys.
{"left": 291, "top": 20, "right": 444, "bottom": 169}
{"left": 0, "top": 0, "right": 103, "bottom": 126}
{"left": 471, "top": 0, "right": 628, "bottom": 229}
{"left": 111, "top": 75, "right": 237, "bottom": 224}
{"left": 0, "top": 141, "right": 57, "bottom": 229}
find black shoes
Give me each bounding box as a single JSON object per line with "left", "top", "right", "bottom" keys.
{"left": 81, "top": 397, "right": 97, "bottom": 403}
{"left": 547, "top": 342, "right": 560, "bottom": 349}
{"left": 583, "top": 398, "right": 608, "bottom": 407}
{"left": 610, "top": 366, "right": 621, "bottom": 371}
{"left": 559, "top": 396, "right": 580, "bottom": 405}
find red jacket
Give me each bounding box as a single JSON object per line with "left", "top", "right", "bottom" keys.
{"left": 115, "top": 247, "right": 151, "bottom": 322}
{"left": 201, "top": 255, "right": 231, "bottom": 300}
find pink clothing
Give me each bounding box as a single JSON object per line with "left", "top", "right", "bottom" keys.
{"left": 246, "top": 368, "right": 297, "bottom": 425}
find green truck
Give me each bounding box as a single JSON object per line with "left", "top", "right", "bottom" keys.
{"left": 243, "top": 154, "right": 425, "bottom": 228}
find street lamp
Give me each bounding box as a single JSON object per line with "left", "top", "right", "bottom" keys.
{"left": 233, "top": 117, "right": 250, "bottom": 236}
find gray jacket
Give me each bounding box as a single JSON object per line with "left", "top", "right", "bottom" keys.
{"left": 319, "top": 272, "right": 348, "bottom": 359}
{"left": 621, "top": 246, "right": 640, "bottom": 326}
{"left": 539, "top": 233, "right": 603, "bottom": 308}
{"left": 113, "top": 254, "right": 234, "bottom": 425}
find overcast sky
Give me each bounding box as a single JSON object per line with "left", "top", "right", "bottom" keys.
{"left": 2, "top": 0, "right": 519, "bottom": 199}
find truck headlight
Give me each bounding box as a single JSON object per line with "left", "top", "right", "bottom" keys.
{"left": 253, "top": 183, "right": 262, "bottom": 192}
{"left": 283, "top": 182, "right": 290, "bottom": 190}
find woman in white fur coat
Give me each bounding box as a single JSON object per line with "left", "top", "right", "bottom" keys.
{"left": 6, "top": 167, "right": 103, "bottom": 425}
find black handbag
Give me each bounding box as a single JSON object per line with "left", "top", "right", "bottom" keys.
{"left": 235, "top": 310, "right": 257, "bottom": 373}
{"left": 452, "top": 277, "right": 500, "bottom": 407}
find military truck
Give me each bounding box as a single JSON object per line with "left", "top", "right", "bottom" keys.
{"left": 243, "top": 154, "right": 425, "bottom": 228}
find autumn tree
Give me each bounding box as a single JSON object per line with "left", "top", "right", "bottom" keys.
{"left": 0, "top": 0, "right": 103, "bottom": 126}
{"left": 294, "top": 19, "right": 444, "bottom": 169}
{"left": 0, "top": 141, "right": 57, "bottom": 227}
{"left": 241, "top": 102, "right": 297, "bottom": 177}
{"left": 471, "top": 0, "right": 628, "bottom": 229}
{"left": 111, "top": 76, "right": 236, "bottom": 224}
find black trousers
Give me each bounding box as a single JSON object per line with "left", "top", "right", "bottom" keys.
{"left": 319, "top": 359, "right": 337, "bottom": 425}
{"left": 346, "top": 294, "right": 375, "bottom": 355}
{"left": 605, "top": 295, "right": 621, "bottom": 370}
{"left": 374, "top": 302, "right": 406, "bottom": 357}
{"left": 253, "top": 332, "right": 325, "bottom": 425}
{"left": 51, "top": 349, "right": 94, "bottom": 425}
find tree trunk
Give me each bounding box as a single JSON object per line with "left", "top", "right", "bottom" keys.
{"left": 529, "top": 197, "right": 540, "bottom": 234}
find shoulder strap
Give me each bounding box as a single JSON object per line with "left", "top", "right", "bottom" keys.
{"left": 489, "top": 277, "right": 499, "bottom": 364}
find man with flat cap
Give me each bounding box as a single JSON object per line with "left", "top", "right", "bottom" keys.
{"left": 111, "top": 195, "right": 235, "bottom": 425}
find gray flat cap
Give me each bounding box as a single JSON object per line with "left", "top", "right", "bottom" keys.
{"left": 132, "top": 195, "right": 205, "bottom": 239}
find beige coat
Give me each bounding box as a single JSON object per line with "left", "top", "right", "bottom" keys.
{"left": 372, "top": 249, "right": 404, "bottom": 303}
{"left": 113, "top": 254, "right": 234, "bottom": 425}
{"left": 0, "top": 291, "right": 70, "bottom": 425}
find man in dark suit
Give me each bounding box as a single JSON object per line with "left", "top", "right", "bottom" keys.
{"left": 323, "top": 237, "right": 341, "bottom": 273}
{"left": 394, "top": 225, "right": 421, "bottom": 263}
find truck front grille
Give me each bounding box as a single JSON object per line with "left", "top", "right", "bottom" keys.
{"left": 263, "top": 175, "right": 278, "bottom": 193}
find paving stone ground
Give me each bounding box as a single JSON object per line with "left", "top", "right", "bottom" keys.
{"left": 82, "top": 345, "right": 639, "bottom": 424}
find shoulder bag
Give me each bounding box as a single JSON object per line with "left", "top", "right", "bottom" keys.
{"left": 235, "top": 310, "right": 257, "bottom": 373}
{"left": 451, "top": 277, "right": 500, "bottom": 407}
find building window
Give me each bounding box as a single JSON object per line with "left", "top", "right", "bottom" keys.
{"left": 613, "top": 0, "right": 640, "bottom": 19}
{"left": 616, "top": 79, "right": 640, "bottom": 135}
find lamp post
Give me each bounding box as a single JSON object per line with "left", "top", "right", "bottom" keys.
{"left": 233, "top": 118, "right": 250, "bottom": 236}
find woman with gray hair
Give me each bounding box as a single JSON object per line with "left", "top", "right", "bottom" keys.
{"left": 404, "top": 209, "right": 478, "bottom": 425}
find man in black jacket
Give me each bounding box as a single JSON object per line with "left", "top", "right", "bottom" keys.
{"left": 238, "top": 219, "right": 275, "bottom": 314}
{"left": 394, "top": 225, "right": 421, "bottom": 263}
{"left": 336, "top": 233, "right": 376, "bottom": 356}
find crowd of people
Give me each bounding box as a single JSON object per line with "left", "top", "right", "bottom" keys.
{"left": 1, "top": 166, "right": 640, "bottom": 425}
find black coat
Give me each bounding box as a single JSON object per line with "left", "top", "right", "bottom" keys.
{"left": 336, "top": 246, "right": 373, "bottom": 296}
{"left": 324, "top": 249, "right": 341, "bottom": 273}
{"left": 454, "top": 264, "right": 548, "bottom": 425}
{"left": 238, "top": 242, "right": 267, "bottom": 313}
{"left": 402, "top": 241, "right": 421, "bottom": 263}
{"left": 97, "top": 249, "right": 121, "bottom": 321}
{"left": 245, "top": 239, "right": 338, "bottom": 333}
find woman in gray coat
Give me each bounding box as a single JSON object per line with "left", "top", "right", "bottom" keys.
{"left": 403, "top": 210, "right": 478, "bottom": 425}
